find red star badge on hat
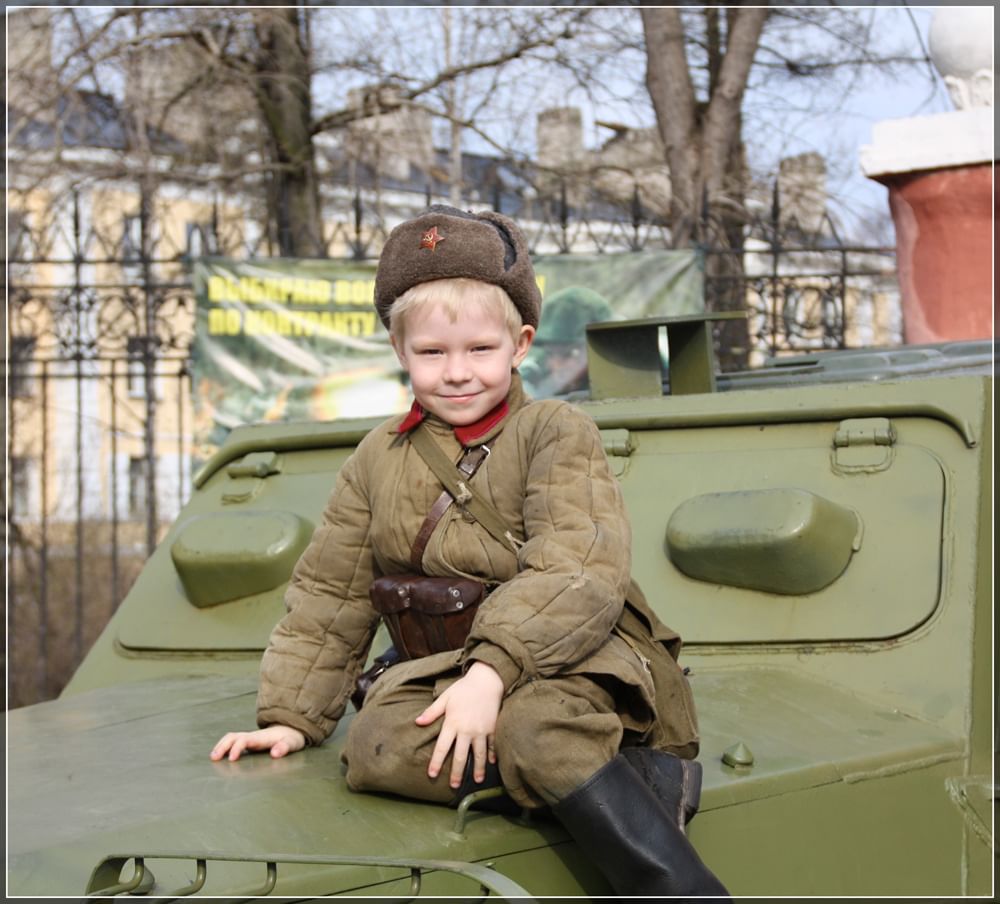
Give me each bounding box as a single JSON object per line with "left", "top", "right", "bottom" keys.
{"left": 420, "top": 226, "right": 445, "bottom": 251}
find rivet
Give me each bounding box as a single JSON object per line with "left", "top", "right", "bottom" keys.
{"left": 722, "top": 741, "right": 754, "bottom": 768}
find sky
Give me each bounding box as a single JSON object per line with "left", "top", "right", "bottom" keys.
{"left": 14, "top": 3, "right": 967, "bottom": 244}
{"left": 546, "top": 4, "right": 957, "bottom": 244}
{"left": 761, "top": 5, "right": 953, "bottom": 242}
{"left": 323, "top": 4, "right": 961, "bottom": 245}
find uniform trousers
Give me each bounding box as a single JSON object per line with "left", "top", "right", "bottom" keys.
{"left": 341, "top": 649, "right": 630, "bottom": 809}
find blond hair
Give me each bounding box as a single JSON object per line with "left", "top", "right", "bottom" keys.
{"left": 389, "top": 278, "right": 523, "bottom": 342}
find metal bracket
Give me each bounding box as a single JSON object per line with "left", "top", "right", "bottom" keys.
{"left": 222, "top": 451, "right": 281, "bottom": 504}
{"left": 832, "top": 417, "right": 896, "bottom": 473}
{"left": 85, "top": 850, "right": 535, "bottom": 899}
{"left": 586, "top": 312, "right": 746, "bottom": 399}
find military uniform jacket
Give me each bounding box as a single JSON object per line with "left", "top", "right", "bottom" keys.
{"left": 256, "top": 374, "right": 699, "bottom": 756}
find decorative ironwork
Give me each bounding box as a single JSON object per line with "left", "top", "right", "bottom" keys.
{"left": 4, "top": 185, "right": 898, "bottom": 711}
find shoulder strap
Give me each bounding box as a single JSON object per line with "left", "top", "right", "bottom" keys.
{"left": 409, "top": 446, "right": 488, "bottom": 569}
{"left": 409, "top": 425, "right": 524, "bottom": 555}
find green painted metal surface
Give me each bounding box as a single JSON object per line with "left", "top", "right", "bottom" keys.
{"left": 7, "top": 321, "right": 994, "bottom": 898}
{"left": 171, "top": 509, "right": 314, "bottom": 607}
{"left": 665, "top": 487, "right": 862, "bottom": 594}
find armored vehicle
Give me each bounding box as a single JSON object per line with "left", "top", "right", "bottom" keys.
{"left": 7, "top": 315, "right": 994, "bottom": 898}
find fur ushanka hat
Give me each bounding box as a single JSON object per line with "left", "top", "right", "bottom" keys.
{"left": 373, "top": 205, "right": 542, "bottom": 329}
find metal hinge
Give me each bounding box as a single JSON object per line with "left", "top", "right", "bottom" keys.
{"left": 832, "top": 418, "right": 895, "bottom": 473}
{"left": 223, "top": 451, "right": 281, "bottom": 503}
{"left": 226, "top": 451, "right": 281, "bottom": 479}
{"left": 600, "top": 429, "right": 634, "bottom": 477}
{"left": 600, "top": 428, "right": 634, "bottom": 458}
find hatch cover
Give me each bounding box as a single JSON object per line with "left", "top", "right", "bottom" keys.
{"left": 625, "top": 418, "right": 945, "bottom": 644}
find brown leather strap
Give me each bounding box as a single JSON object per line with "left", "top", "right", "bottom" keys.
{"left": 458, "top": 445, "right": 490, "bottom": 477}
{"left": 409, "top": 445, "right": 491, "bottom": 569}
{"left": 410, "top": 491, "right": 452, "bottom": 569}
{"left": 410, "top": 427, "right": 522, "bottom": 553}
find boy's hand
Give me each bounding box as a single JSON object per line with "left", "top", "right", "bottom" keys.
{"left": 415, "top": 662, "right": 504, "bottom": 789}
{"left": 210, "top": 725, "right": 306, "bottom": 762}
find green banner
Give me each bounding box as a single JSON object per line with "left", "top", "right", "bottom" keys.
{"left": 190, "top": 250, "right": 702, "bottom": 460}
{"left": 522, "top": 251, "right": 704, "bottom": 397}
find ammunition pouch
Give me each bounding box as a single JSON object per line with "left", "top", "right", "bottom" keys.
{"left": 369, "top": 573, "right": 487, "bottom": 661}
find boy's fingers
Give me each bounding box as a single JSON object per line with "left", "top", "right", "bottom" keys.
{"left": 449, "top": 735, "right": 473, "bottom": 789}
{"left": 427, "top": 726, "right": 456, "bottom": 779}
{"left": 415, "top": 697, "right": 445, "bottom": 726}
{"left": 468, "top": 735, "right": 488, "bottom": 783}
{"left": 210, "top": 733, "right": 235, "bottom": 759}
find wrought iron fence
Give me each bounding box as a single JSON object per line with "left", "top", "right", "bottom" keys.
{"left": 4, "top": 187, "right": 898, "bottom": 708}
{"left": 7, "top": 358, "right": 191, "bottom": 705}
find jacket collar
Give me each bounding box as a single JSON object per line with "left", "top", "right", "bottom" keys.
{"left": 397, "top": 371, "right": 528, "bottom": 446}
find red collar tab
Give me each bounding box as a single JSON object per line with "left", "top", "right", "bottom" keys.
{"left": 454, "top": 400, "right": 509, "bottom": 445}
{"left": 396, "top": 398, "right": 509, "bottom": 446}
{"left": 397, "top": 401, "right": 426, "bottom": 435}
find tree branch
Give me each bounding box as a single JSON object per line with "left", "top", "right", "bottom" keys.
{"left": 640, "top": 7, "right": 699, "bottom": 224}
{"left": 702, "top": 6, "right": 769, "bottom": 190}
{"left": 310, "top": 10, "right": 588, "bottom": 135}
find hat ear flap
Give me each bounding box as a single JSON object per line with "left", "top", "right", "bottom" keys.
{"left": 481, "top": 216, "right": 517, "bottom": 270}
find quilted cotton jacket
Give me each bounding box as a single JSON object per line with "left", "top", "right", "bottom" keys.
{"left": 256, "top": 374, "right": 699, "bottom": 755}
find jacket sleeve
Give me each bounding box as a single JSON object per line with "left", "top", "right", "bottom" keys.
{"left": 462, "top": 403, "right": 632, "bottom": 692}
{"left": 256, "top": 437, "right": 381, "bottom": 745}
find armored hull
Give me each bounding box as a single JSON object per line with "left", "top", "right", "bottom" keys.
{"left": 8, "top": 324, "right": 994, "bottom": 897}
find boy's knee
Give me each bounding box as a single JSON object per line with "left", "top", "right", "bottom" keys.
{"left": 493, "top": 678, "right": 622, "bottom": 805}
{"left": 343, "top": 704, "right": 449, "bottom": 802}
{"left": 341, "top": 706, "right": 390, "bottom": 788}
{"left": 492, "top": 684, "right": 558, "bottom": 795}
{"left": 341, "top": 705, "right": 414, "bottom": 791}
{"left": 493, "top": 681, "right": 541, "bottom": 756}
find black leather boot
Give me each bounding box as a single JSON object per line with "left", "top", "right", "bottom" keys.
{"left": 552, "top": 754, "right": 730, "bottom": 898}
{"left": 621, "top": 745, "right": 702, "bottom": 832}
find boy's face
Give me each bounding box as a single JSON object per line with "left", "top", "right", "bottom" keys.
{"left": 392, "top": 300, "right": 535, "bottom": 427}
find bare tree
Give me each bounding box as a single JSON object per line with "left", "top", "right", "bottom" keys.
{"left": 635, "top": 3, "right": 936, "bottom": 365}
{"left": 8, "top": 5, "right": 934, "bottom": 259}
{"left": 8, "top": 6, "right": 601, "bottom": 257}
{"left": 641, "top": 6, "right": 768, "bottom": 246}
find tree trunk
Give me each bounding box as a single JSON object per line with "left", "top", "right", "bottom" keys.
{"left": 641, "top": 5, "right": 769, "bottom": 369}
{"left": 253, "top": 8, "right": 324, "bottom": 258}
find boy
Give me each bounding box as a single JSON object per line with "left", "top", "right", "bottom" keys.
{"left": 211, "top": 205, "right": 729, "bottom": 897}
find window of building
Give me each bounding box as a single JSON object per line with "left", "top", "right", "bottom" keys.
{"left": 128, "top": 456, "right": 149, "bottom": 519}
{"left": 7, "top": 211, "right": 33, "bottom": 281}
{"left": 9, "top": 456, "right": 34, "bottom": 517}
{"left": 126, "top": 336, "right": 158, "bottom": 399}
{"left": 122, "top": 214, "right": 142, "bottom": 262}
{"left": 9, "top": 337, "right": 36, "bottom": 398}
{"left": 7, "top": 210, "right": 29, "bottom": 260}
{"left": 126, "top": 336, "right": 144, "bottom": 397}
{"left": 185, "top": 221, "right": 215, "bottom": 258}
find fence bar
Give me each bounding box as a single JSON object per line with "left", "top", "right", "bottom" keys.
{"left": 40, "top": 359, "right": 51, "bottom": 699}
{"left": 140, "top": 183, "right": 158, "bottom": 556}
{"left": 7, "top": 364, "right": 20, "bottom": 708}
{"left": 176, "top": 365, "right": 186, "bottom": 520}
{"left": 110, "top": 358, "right": 120, "bottom": 611}
{"left": 73, "top": 191, "right": 85, "bottom": 663}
